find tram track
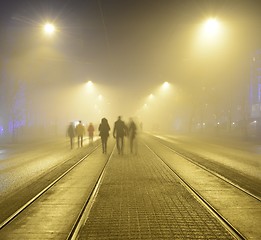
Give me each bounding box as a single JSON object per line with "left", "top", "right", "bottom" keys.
{"left": 151, "top": 134, "right": 261, "bottom": 201}
{"left": 0, "top": 143, "right": 113, "bottom": 239}
{"left": 67, "top": 146, "right": 115, "bottom": 240}
{"left": 0, "top": 135, "right": 259, "bottom": 239}
{"left": 143, "top": 140, "right": 247, "bottom": 240}
{"left": 66, "top": 139, "right": 242, "bottom": 240}
{"left": 142, "top": 134, "right": 261, "bottom": 240}
{"left": 66, "top": 136, "right": 249, "bottom": 240}
{"left": 69, "top": 135, "right": 259, "bottom": 240}
{"left": 0, "top": 140, "right": 101, "bottom": 224}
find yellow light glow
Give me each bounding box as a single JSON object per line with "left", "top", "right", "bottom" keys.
{"left": 203, "top": 18, "right": 220, "bottom": 37}
{"left": 193, "top": 17, "right": 225, "bottom": 54}
{"left": 148, "top": 94, "right": 155, "bottom": 100}
{"left": 85, "top": 80, "right": 94, "bottom": 94}
{"left": 86, "top": 80, "right": 93, "bottom": 87}
{"left": 98, "top": 94, "right": 103, "bottom": 101}
{"left": 161, "top": 82, "right": 170, "bottom": 90}
{"left": 44, "top": 23, "right": 55, "bottom": 35}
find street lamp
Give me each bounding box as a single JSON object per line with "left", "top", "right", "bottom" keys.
{"left": 148, "top": 93, "right": 155, "bottom": 100}
{"left": 161, "top": 81, "right": 170, "bottom": 90}
{"left": 43, "top": 23, "right": 56, "bottom": 36}
{"left": 85, "top": 80, "right": 94, "bottom": 93}
{"left": 202, "top": 18, "right": 220, "bottom": 37}
{"left": 86, "top": 80, "right": 93, "bottom": 88}
{"left": 197, "top": 17, "right": 224, "bottom": 47}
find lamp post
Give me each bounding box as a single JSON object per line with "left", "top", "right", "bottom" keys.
{"left": 190, "top": 17, "right": 224, "bottom": 133}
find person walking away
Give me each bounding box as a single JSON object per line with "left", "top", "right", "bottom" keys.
{"left": 98, "top": 118, "right": 110, "bottom": 153}
{"left": 76, "top": 120, "right": 85, "bottom": 147}
{"left": 67, "top": 122, "right": 75, "bottom": 149}
{"left": 113, "top": 116, "right": 127, "bottom": 155}
{"left": 128, "top": 118, "right": 137, "bottom": 153}
{"left": 87, "top": 122, "right": 95, "bottom": 144}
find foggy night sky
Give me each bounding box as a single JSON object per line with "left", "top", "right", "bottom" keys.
{"left": 1, "top": 0, "right": 261, "bottom": 124}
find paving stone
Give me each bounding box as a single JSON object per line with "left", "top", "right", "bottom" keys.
{"left": 78, "top": 143, "right": 235, "bottom": 239}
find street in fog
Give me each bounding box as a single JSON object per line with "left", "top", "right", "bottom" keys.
{"left": 0, "top": 1, "right": 261, "bottom": 239}
{"left": 0, "top": 135, "right": 260, "bottom": 202}
{"left": 0, "top": 138, "right": 69, "bottom": 197}
{"left": 159, "top": 135, "right": 261, "bottom": 180}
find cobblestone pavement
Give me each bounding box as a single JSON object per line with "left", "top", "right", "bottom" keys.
{"left": 78, "top": 142, "right": 235, "bottom": 239}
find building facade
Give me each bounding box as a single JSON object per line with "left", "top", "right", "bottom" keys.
{"left": 248, "top": 49, "right": 261, "bottom": 138}
{"left": 250, "top": 50, "right": 261, "bottom": 118}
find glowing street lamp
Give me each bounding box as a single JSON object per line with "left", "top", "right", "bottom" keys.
{"left": 197, "top": 17, "right": 224, "bottom": 46}
{"left": 43, "top": 23, "right": 56, "bottom": 36}
{"left": 86, "top": 80, "right": 93, "bottom": 88}
{"left": 161, "top": 81, "right": 170, "bottom": 90}
{"left": 192, "top": 17, "right": 225, "bottom": 58}
{"left": 202, "top": 18, "right": 220, "bottom": 37}
{"left": 85, "top": 80, "right": 95, "bottom": 94}
{"left": 148, "top": 93, "right": 155, "bottom": 100}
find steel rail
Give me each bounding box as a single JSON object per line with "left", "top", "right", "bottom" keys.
{"left": 0, "top": 144, "right": 101, "bottom": 230}
{"left": 67, "top": 145, "right": 116, "bottom": 240}
{"left": 144, "top": 142, "right": 246, "bottom": 240}
{"left": 153, "top": 135, "right": 261, "bottom": 202}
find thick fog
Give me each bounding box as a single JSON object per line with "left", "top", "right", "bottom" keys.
{"left": 0, "top": 0, "right": 261, "bottom": 142}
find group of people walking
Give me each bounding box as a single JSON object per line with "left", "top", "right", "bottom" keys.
{"left": 67, "top": 121, "right": 95, "bottom": 149}
{"left": 67, "top": 116, "right": 138, "bottom": 154}
{"left": 112, "top": 116, "right": 137, "bottom": 154}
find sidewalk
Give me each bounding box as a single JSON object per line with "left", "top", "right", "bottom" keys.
{"left": 78, "top": 141, "right": 235, "bottom": 239}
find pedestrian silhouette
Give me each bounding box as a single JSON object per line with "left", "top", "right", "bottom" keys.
{"left": 75, "top": 120, "right": 85, "bottom": 147}
{"left": 87, "top": 122, "right": 95, "bottom": 144}
{"left": 98, "top": 118, "right": 110, "bottom": 154}
{"left": 67, "top": 122, "right": 75, "bottom": 149}
{"left": 128, "top": 118, "right": 137, "bottom": 154}
{"left": 113, "top": 116, "right": 127, "bottom": 155}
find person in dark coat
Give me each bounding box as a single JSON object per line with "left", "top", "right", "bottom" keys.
{"left": 98, "top": 118, "right": 110, "bottom": 153}
{"left": 113, "top": 116, "right": 127, "bottom": 154}
{"left": 67, "top": 122, "right": 75, "bottom": 149}
{"left": 128, "top": 118, "right": 137, "bottom": 153}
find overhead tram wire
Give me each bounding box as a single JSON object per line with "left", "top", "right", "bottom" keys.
{"left": 97, "top": 0, "right": 112, "bottom": 59}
